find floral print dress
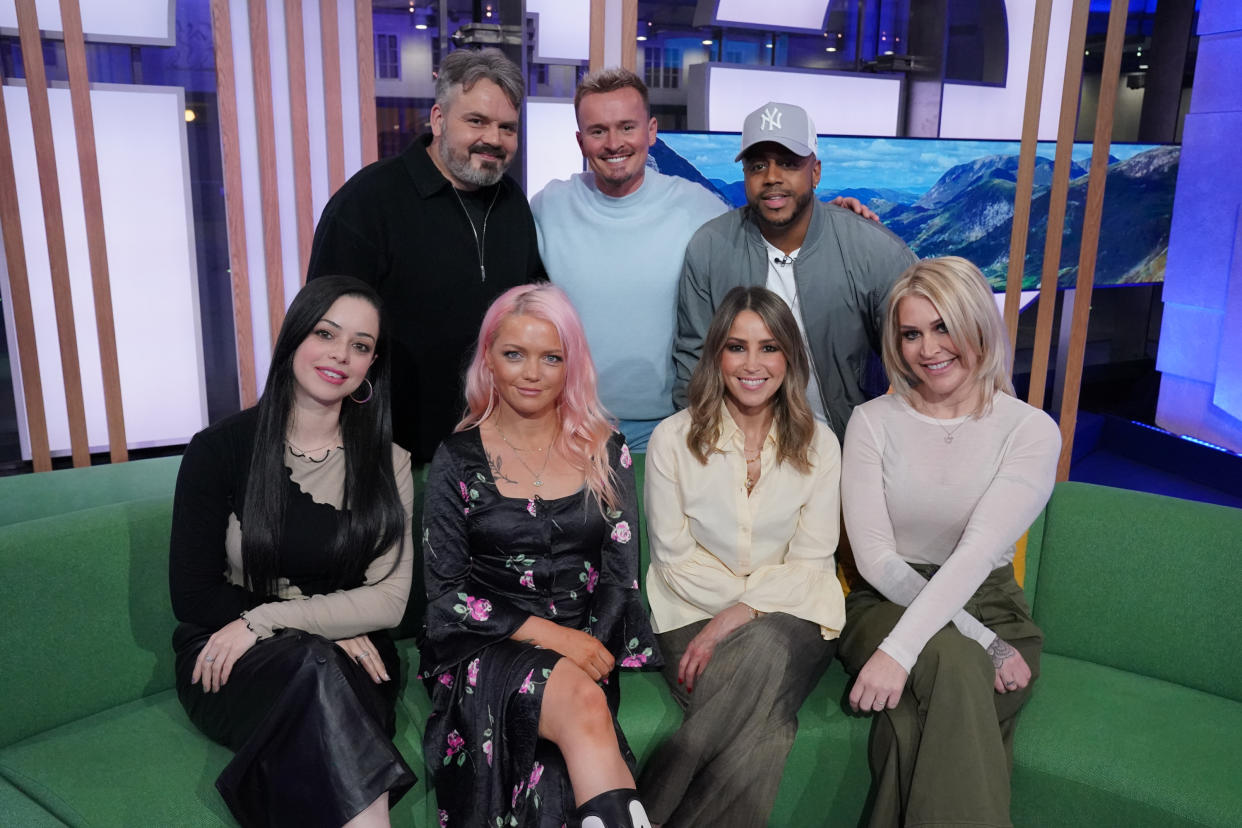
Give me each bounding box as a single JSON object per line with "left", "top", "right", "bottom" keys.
{"left": 420, "top": 429, "right": 660, "bottom": 828}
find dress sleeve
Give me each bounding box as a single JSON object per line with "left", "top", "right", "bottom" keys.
{"left": 169, "top": 427, "right": 265, "bottom": 628}
{"left": 739, "top": 434, "right": 846, "bottom": 636}
{"left": 419, "top": 440, "right": 532, "bottom": 675}
{"left": 592, "top": 435, "right": 663, "bottom": 669}
{"left": 842, "top": 407, "right": 1001, "bottom": 669}
{"left": 240, "top": 447, "right": 415, "bottom": 640}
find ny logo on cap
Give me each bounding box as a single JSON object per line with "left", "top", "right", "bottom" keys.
{"left": 761, "top": 106, "right": 782, "bottom": 131}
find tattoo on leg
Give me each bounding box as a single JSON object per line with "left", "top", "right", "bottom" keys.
{"left": 986, "top": 637, "right": 1016, "bottom": 669}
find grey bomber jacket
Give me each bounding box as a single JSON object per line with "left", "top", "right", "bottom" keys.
{"left": 672, "top": 200, "right": 917, "bottom": 442}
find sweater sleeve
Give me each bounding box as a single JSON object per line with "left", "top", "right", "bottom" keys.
{"left": 841, "top": 405, "right": 996, "bottom": 651}
{"left": 239, "top": 448, "right": 415, "bottom": 640}
{"left": 169, "top": 426, "right": 266, "bottom": 628}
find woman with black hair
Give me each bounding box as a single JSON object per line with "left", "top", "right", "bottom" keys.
{"left": 170, "top": 276, "right": 416, "bottom": 828}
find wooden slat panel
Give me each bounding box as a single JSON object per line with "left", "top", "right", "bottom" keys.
{"left": 210, "top": 0, "right": 258, "bottom": 407}
{"left": 248, "top": 0, "right": 286, "bottom": 345}
{"left": 320, "top": 0, "right": 346, "bottom": 191}
{"left": 1056, "top": 0, "right": 1128, "bottom": 481}
{"left": 59, "top": 0, "right": 127, "bottom": 463}
{"left": 589, "top": 0, "right": 606, "bottom": 73}
{"left": 621, "top": 0, "right": 638, "bottom": 73}
{"left": 15, "top": 0, "right": 90, "bottom": 467}
{"left": 1027, "top": 0, "right": 1090, "bottom": 409}
{"left": 0, "top": 67, "right": 51, "bottom": 471}
{"left": 284, "top": 0, "right": 314, "bottom": 282}
{"left": 1003, "top": 0, "right": 1053, "bottom": 355}
{"left": 355, "top": 0, "right": 377, "bottom": 166}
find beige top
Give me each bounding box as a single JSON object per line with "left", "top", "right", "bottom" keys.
{"left": 842, "top": 392, "right": 1060, "bottom": 671}
{"left": 225, "top": 444, "right": 415, "bottom": 640}
{"left": 644, "top": 406, "right": 845, "bottom": 639}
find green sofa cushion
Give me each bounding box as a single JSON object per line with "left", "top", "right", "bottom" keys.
{"left": 0, "top": 456, "right": 181, "bottom": 527}
{"left": 1012, "top": 653, "right": 1242, "bottom": 827}
{"left": 1030, "top": 482, "right": 1242, "bottom": 703}
{"left": 0, "top": 497, "right": 178, "bottom": 747}
{"left": 0, "top": 684, "right": 445, "bottom": 828}
{"left": 0, "top": 775, "right": 65, "bottom": 827}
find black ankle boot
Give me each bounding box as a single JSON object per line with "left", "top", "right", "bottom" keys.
{"left": 575, "top": 788, "right": 652, "bottom": 828}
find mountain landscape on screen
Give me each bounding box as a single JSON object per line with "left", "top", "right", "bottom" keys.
{"left": 651, "top": 134, "right": 1178, "bottom": 289}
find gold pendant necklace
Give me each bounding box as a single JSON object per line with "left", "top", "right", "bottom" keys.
{"left": 495, "top": 421, "right": 553, "bottom": 487}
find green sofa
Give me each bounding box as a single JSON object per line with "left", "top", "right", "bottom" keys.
{"left": 1, "top": 457, "right": 1239, "bottom": 827}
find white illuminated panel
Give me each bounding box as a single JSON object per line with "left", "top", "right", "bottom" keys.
{"left": 940, "top": 0, "right": 1072, "bottom": 141}
{"left": 4, "top": 85, "right": 207, "bottom": 456}
{"left": 0, "top": 0, "right": 174, "bottom": 45}
{"left": 704, "top": 66, "right": 902, "bottom": 137}
{"left": 711, "top": 0, "right": 829, "bottom": 32}
{"left": 527, "top": 0, "right": 591, "bottom": 62}
{"left": 525, "top": 99, "right": 584, "bottom": 198}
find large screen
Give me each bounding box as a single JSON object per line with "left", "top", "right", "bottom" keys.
{"left": 655, "top": 132, "right": 1179, "bottom": 290}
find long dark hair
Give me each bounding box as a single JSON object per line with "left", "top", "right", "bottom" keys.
{"left": 241, "top": 276, "right": 405, "bottom": 595}
{"left": 686, "top": 286, "right": 816, "bottom": 472}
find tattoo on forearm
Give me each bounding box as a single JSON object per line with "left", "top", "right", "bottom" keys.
{"left": 486, "top": 450, "right": 519, "bottom": 485}
{"left": 986, "top": 637, "right": 1016, "bottom": 669}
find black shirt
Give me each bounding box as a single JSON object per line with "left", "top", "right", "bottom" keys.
{"left": 306, "top": 134, "right": 546, "bottom": 463}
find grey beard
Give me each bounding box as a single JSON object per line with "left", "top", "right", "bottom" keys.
{"left": 440, "top": 140, "right": 507, "bottom": 188}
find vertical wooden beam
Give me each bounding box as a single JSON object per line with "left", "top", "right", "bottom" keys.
{"left": 620, "top": 0, "right": 639, "bottom": 73}
{"left": 321, "top": 0, "right": 346, "bottom": 191}
{"left": 355, "top": 0, "right": 377, "bottom": 166}
{"left": 284, "top": 0, "right": 314, "bottom": 281}
{"left": 0, "top": 72, "right": 51, "bottom": 471}
{"left": 1027, "top": 0, "right": 1090, "bottom": 409}
{"left": 59, "top": 0, "right": 127, "bottom": 463}
{"left": 1056, "top": 0, "right": 1128, "bottom": 481}
{"left": 210, "top": 0, "right": 258, "bottom": 407}
{"left": 15, "top": 0, "right": 90, "bottom": 467}
{"left": 1003, "top": 0, "right": 1053, "bottom": 355}
{"left": 589, "top": 0, "right": 606, "bottom": 73}
{"left": 248, "top": 0, "right": 286, "bottom": 345}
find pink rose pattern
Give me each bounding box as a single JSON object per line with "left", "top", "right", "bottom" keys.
{"left": 458, "top": 481, "right": 468, "bottom": 502}
{"left": 482, "top": 739, "right": 493, "bottom": 766}
{"left": 445, "top": 730, "right": 464, "bottom": 758}
{"left": 620, "top": 444, "right": 632, "bottom": 469}
{"left": 467, "top": 658, "right": 479, "bottom": 687}
{"left": 620, "top": 654, "right": 647, "bottom": 668}
{"left": 439, "top": 809, "right": 448, "bottom": 827}
{"left": 526, "top": 498, "right": 537, "bottom": 517}
{"left": 519, "top": 570, "right": 535, "bottom": 590}
{"left": 611, "top": 520, "right": 631, "bottom": 544}
{"left": 439, "top": 673, "right": 454, "bottom": 688}
{"left": 528, "top": 761, "right": 544, "bottom": 788}
{"left": 466, "top": 596, "right": 492, "bottom": 621}
{"left": 518, "top": 670, "right": 535, "bottom": 694}
{"left": 512, "top": 781, "right": 525, "bottom": 807}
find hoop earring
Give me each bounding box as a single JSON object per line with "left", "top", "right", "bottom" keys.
{"left": 350, "top": 377, "right": 373, "bottom": 404}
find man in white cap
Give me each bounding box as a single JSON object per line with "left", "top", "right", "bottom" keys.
{"left": 672, "top": 101, "right": 916, "bottom": 442}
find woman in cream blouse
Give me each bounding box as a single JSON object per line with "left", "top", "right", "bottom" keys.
{"left": 637, "top": 286, "right": 844, "bottom": 828}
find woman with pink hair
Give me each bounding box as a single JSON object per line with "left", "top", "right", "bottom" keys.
{"left": 419, "top": 284, "right": 659, "bottom": 828}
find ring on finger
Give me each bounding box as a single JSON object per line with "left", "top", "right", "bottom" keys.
{"left": 872, "top": 699, "right": 885, "bottom": 711}
{"left": 1004, "top": 680, "right": 1018, "bottom": 688}
{"left": 203, "top": 654, "right": 217, "bottom": 663}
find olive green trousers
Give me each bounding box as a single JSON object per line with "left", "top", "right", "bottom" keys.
{"left": 838, "top": 564, "right": 1043, "bottom": 828}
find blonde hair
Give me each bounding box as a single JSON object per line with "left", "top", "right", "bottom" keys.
{"left": 686, "top": 286, "right": 815, "bottom": 472}
{"left": 882, "top": 256, "right": 1014, "bottom": 417}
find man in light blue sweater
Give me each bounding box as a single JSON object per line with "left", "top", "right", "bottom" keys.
{"left": 530, "top": 68, "right": 728, "bottom": 450}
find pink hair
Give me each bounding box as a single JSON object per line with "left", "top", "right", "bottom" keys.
{"left": 457, "top": 284, "right": 619, "bottom": 509}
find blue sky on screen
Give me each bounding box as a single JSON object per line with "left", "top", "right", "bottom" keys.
{"left": 661, "top": 132, "right": 1154, "bottom": 194}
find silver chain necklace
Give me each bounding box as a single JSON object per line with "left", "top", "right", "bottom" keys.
{"left": 495, "top": 421, "right": 553, "bottom": 487}
{"left": 451, "top": 184, "right": 500, "bottom": 281}
{"left": 936, "top": 419, "right": 969, "bottom": 444}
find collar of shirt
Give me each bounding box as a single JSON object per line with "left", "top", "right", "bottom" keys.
{"left": 715, "top": 401, "right": 779, "bottom": 455}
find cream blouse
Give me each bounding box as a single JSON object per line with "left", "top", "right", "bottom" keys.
{"left": 644, "top": 406, "right": 845, "bottom": 639}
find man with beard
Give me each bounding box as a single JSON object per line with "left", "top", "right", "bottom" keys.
{"left": 672, "top": 101, "right": 915, "bottom": 442}
{"left": 307, "top": 48, "right": 545, "bottom": 463}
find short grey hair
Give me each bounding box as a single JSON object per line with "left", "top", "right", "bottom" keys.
{"left": 435, "top": 48, "right": 525, "bottom": 111}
